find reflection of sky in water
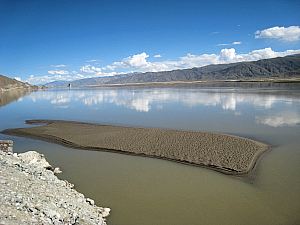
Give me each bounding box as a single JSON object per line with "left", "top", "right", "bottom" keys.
{"left": 1, "top": 87, "right": 299, "bottom": 134}
{"left": 26, "top": 88, "right": 300, "bottom": 128}
{"left": 256, "top": 111, "right": 300, "bottom": 127}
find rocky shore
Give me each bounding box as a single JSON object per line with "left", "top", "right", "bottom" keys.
{"left": 0, "top": 142, "right": 110, "bottom": 225}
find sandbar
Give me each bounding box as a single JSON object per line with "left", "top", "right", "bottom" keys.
{"left": 2, "top": 120, "right": 269, "bottom": 175}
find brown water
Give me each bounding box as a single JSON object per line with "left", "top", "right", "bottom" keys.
{"left": 0, "top": 85, "right": 299, "bottom": 225}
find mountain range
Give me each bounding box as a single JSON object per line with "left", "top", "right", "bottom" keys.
{"left": 0, "top": 75, "right": 38, "bottom": 107}
{"left": 43, "top": 53, "right": 300, "bottom": 87}
{"left": 0, "top": 75, "right": 36, "bottom": 92}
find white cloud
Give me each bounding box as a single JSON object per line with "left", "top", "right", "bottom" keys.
{"left": 255, "top": 26, "right": 300, "bottom": 42}
{"left": 217, "top": 41, "right": 242, "bottom": 46}
{"left": 80, "top": 65, "right": 102, "bottom": 74}
{"left": 219, "top": 48, "right": 241, "bottom": 62}
{"left": 50, "top": 64, "right": 67, "bottom": 68}
{"left": 104, "top": 52, "right": 173, "bottom": 72}
{"left": 48, "top": 70, "right": 69, "bottom": 75}
{"left": 27, "top": 71, "right": 119, "bottom": 85}
{"left": 105, "top": 48, "right": 300, "bottom": 73}
{"left": 27, "top": 73, "right": 86, "bottom": 85}
{"left": 14, "top": 77, "right": 22, "bottom": 81}
{"left": 125, "top": 52, "right": 149, "bottom": 67}
{"left": 154, "top": 54, "right": 162, "bottom": 58}
{"left": 240, "top": 48, "right": 300, "bottom": 61}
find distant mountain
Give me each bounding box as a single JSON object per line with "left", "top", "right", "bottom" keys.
{"left": 45, "top": 80, "right": 70, "bottom": 88}
{"left": 0, "top": 75, "right": 37, "bottom": 92}
{"left": 46, "top": 54, "right": 300, "bottom": 88}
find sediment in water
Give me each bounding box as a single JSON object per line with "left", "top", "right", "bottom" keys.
{"left": 2, "top": 119, "right": 270, "bottom": 175}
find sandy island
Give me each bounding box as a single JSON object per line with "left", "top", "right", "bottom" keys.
{"left": 2, "top": 120, "right": 269, "bottom": 175}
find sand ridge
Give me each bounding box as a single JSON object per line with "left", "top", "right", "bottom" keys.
{"left": 2, "top": 120, "right": 269, "bottom": 175}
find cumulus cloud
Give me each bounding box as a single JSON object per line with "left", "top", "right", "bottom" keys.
{"left": 255, "top": 26, "right": 300, "bottom": 42}
{"left": 217, "top": 41, "right": 242, "bottom": 46}
{"left": 104, "top": 52, "right": 173, "bottom": 72}
{"left": 154, "top": 54, "right": 162, "bottom": 58}
{"left": 219, "top": 48, "right": 241, "bottom": 62}
{"left": 48, "top": 70, "right": 69, "bottom": 75}
{"left": 104, "top": 47, "right": 300, "bottom": 73}
{"left": 128, "top": 52, "right": 149, "bottom": 67}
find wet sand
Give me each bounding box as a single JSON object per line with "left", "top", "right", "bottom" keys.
{"left": 2, "top": 120, "right": 269, "bottom": 175}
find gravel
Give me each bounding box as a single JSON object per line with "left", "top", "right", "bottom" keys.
{"left": 0, "top": 150, "right": 110, "bottom": 225}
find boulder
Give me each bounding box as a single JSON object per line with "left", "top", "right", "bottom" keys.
{"left": 18, "top": 151, "right": 53, "bottom": 170}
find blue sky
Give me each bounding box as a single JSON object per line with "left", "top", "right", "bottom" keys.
{"left": 0, "top": 0, "right": 300, "bottom": 84}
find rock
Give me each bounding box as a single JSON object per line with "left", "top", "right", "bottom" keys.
{"left": 0, "top": 150, "right": 109, "bottom": 225}
{"left": 101, "top": 208, "right": 111, "bottom": 218}
{"left": 64, "top": 180, "right": 75, "bottom": 189}
{"left": 0, "top": 140, "right": 13, "bottom": 153}
{"left": 18, "top": 151, "right": 53, "bottom": 170}
{"left": 86, "top": 198, "right": 95, "bottom": 206}
{"left": 53, "top": 167, "right": 62, "bottom": 174}
{"left": 44, "top": 209, "right": 60, "bottom": 219}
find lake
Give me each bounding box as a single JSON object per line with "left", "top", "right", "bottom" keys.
{"left": 0, "top": 85, "right": 300, "bottom": 225}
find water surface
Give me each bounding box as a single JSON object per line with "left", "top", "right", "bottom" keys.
{"left": 0, "top": 85, "right": 299, "bottom": 225}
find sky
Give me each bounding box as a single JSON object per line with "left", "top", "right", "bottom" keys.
{"left": 0, "top": 0, "right": 300, "bottom": 84}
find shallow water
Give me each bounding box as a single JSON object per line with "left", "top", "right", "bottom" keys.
{"left": 0, "top": 85, "right": 300, "bottom": 225}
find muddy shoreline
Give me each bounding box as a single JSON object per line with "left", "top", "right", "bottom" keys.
{"left": 2, "top": 119, "right": 270, "bottom": 176}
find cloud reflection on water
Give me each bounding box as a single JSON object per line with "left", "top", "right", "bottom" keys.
{"left": 29, "top": 88, "right": 300, "bottom": 127}
{"left": 256, "top": 111, "right": 300, "bottom": 127}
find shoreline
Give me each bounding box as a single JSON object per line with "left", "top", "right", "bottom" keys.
{"left": 2, "top": 120, "right": 270, "bottom": 176}
{"left": 89, "top": 78, "right": 300, "bottom": 87}
{"left": 46, "top": 78, "right": 300, "bottom": 89}
{"left": 0, "top": 146, "right": 110, "bottom": 224}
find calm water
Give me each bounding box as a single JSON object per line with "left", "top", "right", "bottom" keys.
{"left": 0, "top": 86, "right": 300, "bottom": 225}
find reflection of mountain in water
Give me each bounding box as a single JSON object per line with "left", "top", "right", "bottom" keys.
{"left": 0, "top": 89, "right": 31, "bottom": 107}
{"left": 0, "top": 74, "right": 37, "bottom": 107}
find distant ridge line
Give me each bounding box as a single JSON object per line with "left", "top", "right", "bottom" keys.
{"left": 45, "top": 54, "right": 300, "bottom": 88}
